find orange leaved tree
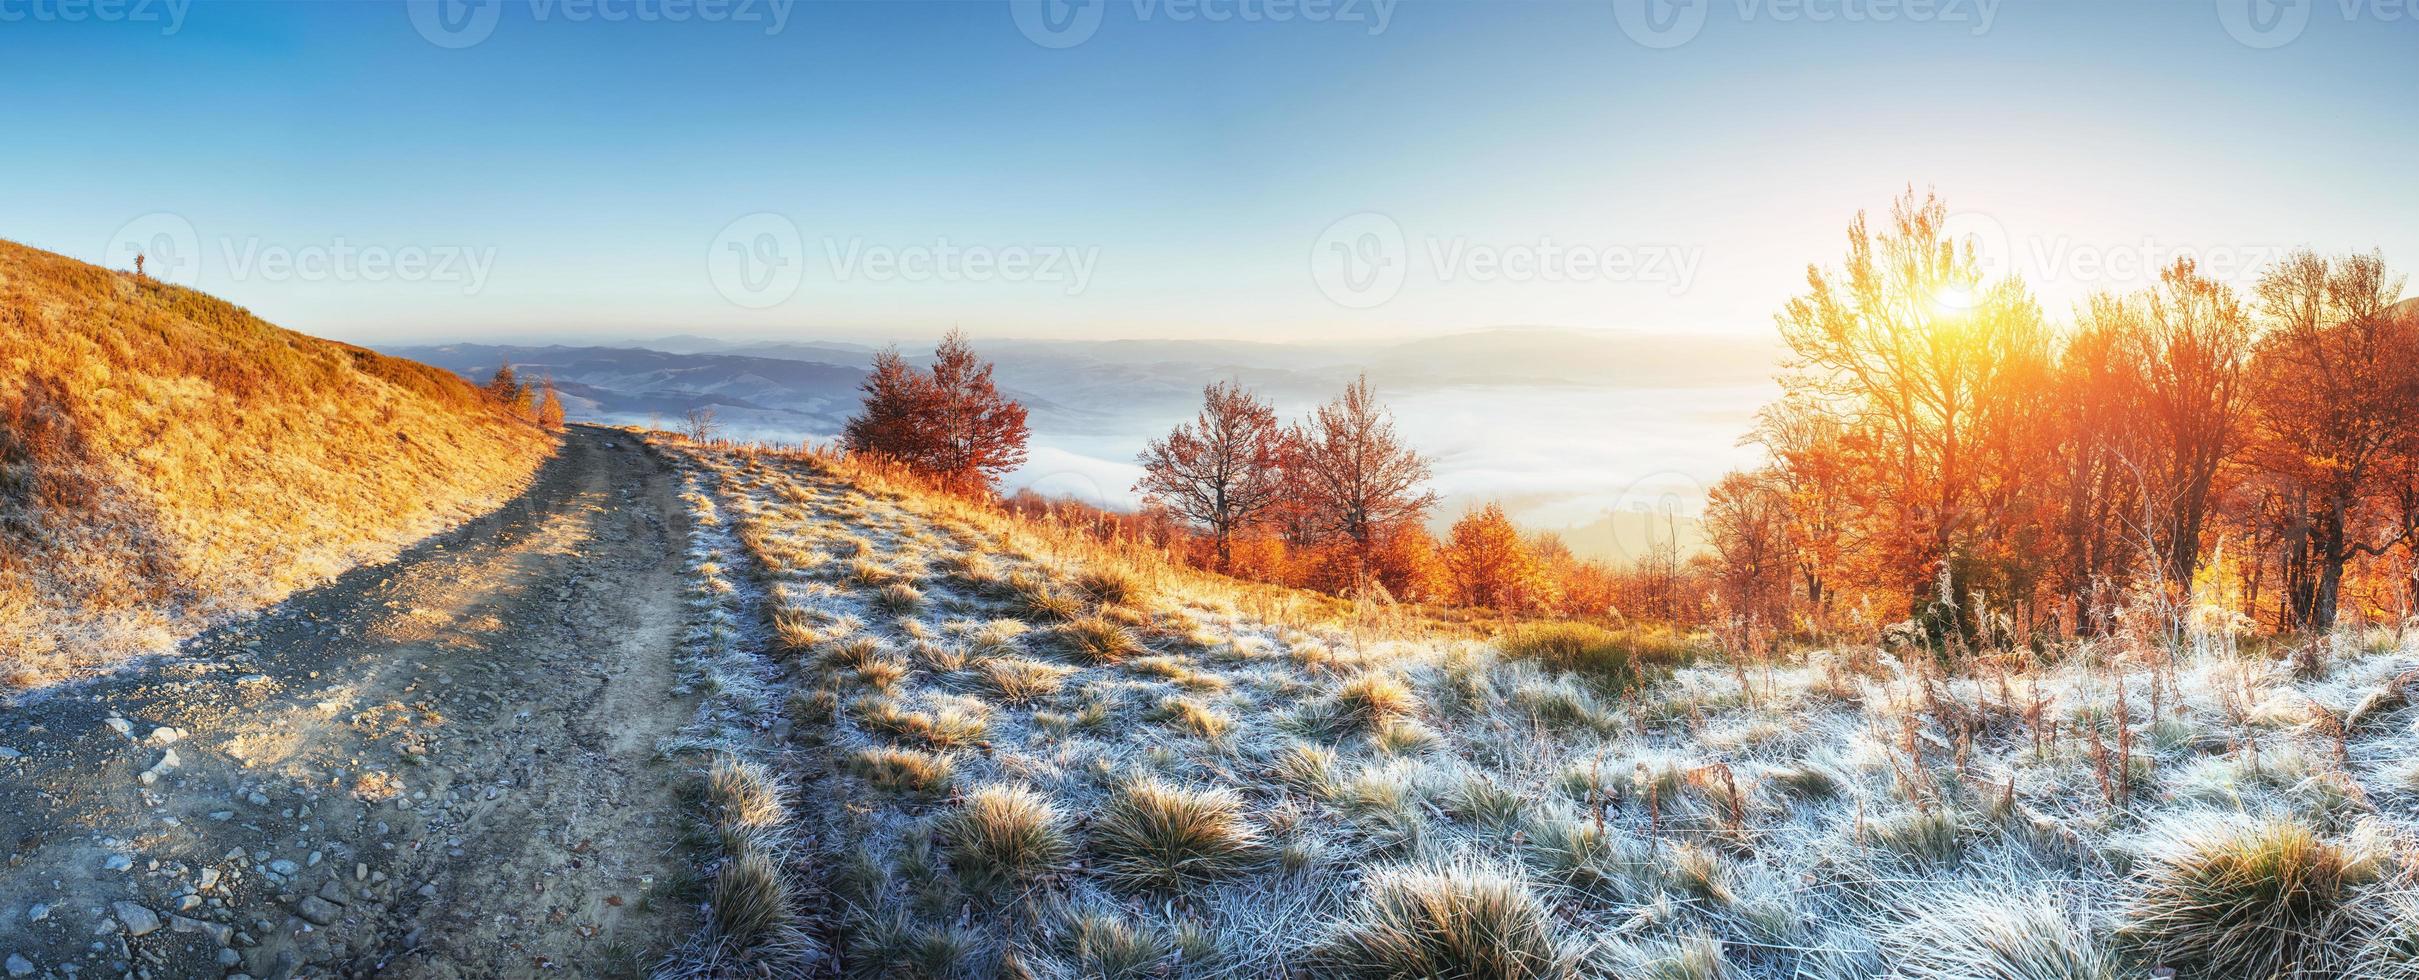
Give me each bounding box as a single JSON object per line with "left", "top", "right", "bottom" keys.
{"left": 842, "top": 330, "right": 1030, "bottom": 494}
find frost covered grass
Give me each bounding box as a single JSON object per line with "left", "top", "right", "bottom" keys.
{"left": 654, "top": 437, "right": 2419, "bottom": 979}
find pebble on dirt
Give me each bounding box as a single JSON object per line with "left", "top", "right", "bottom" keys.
{"left": 113, "top": 901, "right": 161, "bottom": 936}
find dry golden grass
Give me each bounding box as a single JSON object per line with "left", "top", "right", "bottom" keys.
{"left": 0, "top": 239, "right": 549, "bottom": 688}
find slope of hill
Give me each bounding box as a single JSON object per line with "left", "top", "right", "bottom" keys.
{"left": 0, "top": 240, "right": 552, "bottom": 689}
{"left": 650, "top": 436, "right": 2419, "bottom": 979}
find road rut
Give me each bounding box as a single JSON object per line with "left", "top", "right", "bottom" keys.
{"left": 0, "top": 428, "right": 701, "bottom": 979}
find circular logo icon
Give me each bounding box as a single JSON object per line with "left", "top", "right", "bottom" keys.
{"left": 707, "top": 213, "right": 805, "bottom": 309}
{"left": 409, "top": 0, "right": 503, "bottom": 49}
{"left": 1612, "top": 0, "right": 1708, "bottom": 49}
{"left": 2217, "top": 0, "right": 2311, "bottom": 49}
{"left": 1310, "top": 212, "right": 1407, "bottom": 310}
{"left": 1011, "top": 0, "right": 1105, "bottom": 49}
{"left": 1937, "top": 209, "right": 2012, "bottom": 303}
{"left": 1599, "top": 470, "right": 1707, "bottom": 564}
{"left": 105, "top": 212, "right": 202, "bottom": 287}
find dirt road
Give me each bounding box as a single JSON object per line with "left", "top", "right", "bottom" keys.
{"left": 0, "top": 428, "right": 702, "bottom": 979}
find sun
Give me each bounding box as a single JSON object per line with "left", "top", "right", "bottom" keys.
{"left": 1931, "top": 284, "right": 1978, "bottom": 312}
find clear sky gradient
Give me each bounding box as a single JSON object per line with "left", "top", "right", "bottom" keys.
{"left": 3, "top": 0, "right": 2413, "bottom": 345}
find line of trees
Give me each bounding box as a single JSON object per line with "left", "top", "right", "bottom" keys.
{"left": 485, "top": 361, "right": 565, "bottom": 430}
{"left": 1132, "top": 376, "right": 1443, "bottom": 598}
{"left": 1700, "top": 189, "right": 2419, "bottom": 643}
{"left": 1127, "top": 377, "right": 1694, "bottom": 615}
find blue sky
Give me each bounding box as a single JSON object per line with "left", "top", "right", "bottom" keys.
{"left": 2, "top": 0, "right": 2413, "bottom": 344}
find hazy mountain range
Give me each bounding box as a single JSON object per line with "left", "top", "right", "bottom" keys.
{"left": 382, "top": 328, "right": 1782, "bottom": 560}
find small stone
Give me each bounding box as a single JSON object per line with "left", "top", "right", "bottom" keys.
{"left": 5, "top": 953, "right": 31, "bottom": 977}
{"left": 104, "top": 854, "right": 133, "bottom": 872}
{"left": 113, "top": 902, "right": 161, "bottom": 936}
{"left": 0, "top": 747, "right": 21, "bottom": 759}
{"left": 197, "top": 867, "right": 221, "bottom": 891}
{"left": 246, "top": 792, "right": 270, "bottom": 807}
{"left": 25, "top": 904, "right": 47, "bottom": 922}
{"left": 305, "top": 850, "right": 321, "bottom": 867}
{"left": 147, "top": 727, "right": 184, "bottom": 745}
{"left": 169, "top": 915, "right": 233, "bottom": 947}
{"left": 294, "top": 896, "right": 340, "bottom": 926}
{"left": 177, "top": 895, "right": 202, "bottom": 912}
{"left": 218, "top": 948, "right": 242, "bottom": 967}
{"left": 416, "top": 883, "right": 438, "bottom": 899}
{"left": 354, "top": 864, "right": 367, "bottom": 881}
{"left": 267, "top": 859, "right": 298, "bottom": 876}
{"left": 209, "top": 811, "right": 234, "bottom": 822}
{"left": 105, "top": 718, "right": 134, "bottom": 737}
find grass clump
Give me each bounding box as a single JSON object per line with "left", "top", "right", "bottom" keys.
{"left": 707, "top": 755, "right": 789, "bottom": 832}
{"left": 1074, "top": 566, "right": 1147, "bottom": 607}
{"left": 1329, "top": 672, "right": 1420, "bottom": 734}
{"left": 708, "top": 845, "right": 798, "bottom": 951}
{"left": 1062, "top": 615, "right": 1146, "bottom": 664}
{"left": 941, "top": 784, "right": 1072, "bottom": 892}
{"left": 1154, "top": 695, "right": 1234, "bottom": 740}
{"left": 1057, "top": 911, "right": 1176, "bottom": 979}
{"left": 1092, "top": 778, "right": 1266, "bottom": 892}
{"left": 850, "top": 746, "right": 956, "bottom": 796}
{"left": 1495, "top": 622, "right": 1693, "bottom": 689}
{"left": 874, "top": 581, "right": 925, "bottom": 613}
{"left": 2125, "top": 819, "right": 2376, "bottom": 978}
{"left": 1309, "top": 862, "right": 1572, "bottom": 979}
{"left": 1269, "top": 741, "right": 1340, "bottom": 796}
{"left": 1881, "top": 887, "right": 2119, "bottom": 980}
{"left": 979, "top": 656, "right": 1075, "bottom": 704}
{"left": 1009, "top": 572, "right": 1082, "bottom": 623}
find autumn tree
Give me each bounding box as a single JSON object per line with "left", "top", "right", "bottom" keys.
{"left": 486, "top": 361, "right": 532, "bottom": 417}
{"left": 1750, "top": 392, "right": 1855, "bottom": 629}
{"left": 842, "top": 330, "right": 1030, "bottom": 494}
{"left": 683, "top": 406, "right": 720, "bottom": 443}
{"left": 1442, "top": 502, "right": 1542, "bottom": 611}
{"left": 1775, "top": 188, "right": 2050, "bottom": 638}
{"left": 536, "top": 378, "right": 567, "bottom": 430}
{"left": 2124, "top": 259, "right": 2254, "bottom": 590}
{"left": 841, "top": 348, "right": 930, "bottom": 461}
{"left": 1291, "top": 375, "right": 1439, "bottom": 573}
{"left": 1702, "top": 470, "right": 1795, "bottom": 630}
{"left": 2243, "top": 251, "right": 2419, "bottom": 630}
{"left": 1135, "top": 381, "right": 1291, "bottom": 571}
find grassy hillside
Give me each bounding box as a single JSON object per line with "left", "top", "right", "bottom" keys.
{"left": 0, "top": 239, "right": 552, "bottom": 688}
{"left": 653, "top": 437, "right": 2419, "bottom": 979}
